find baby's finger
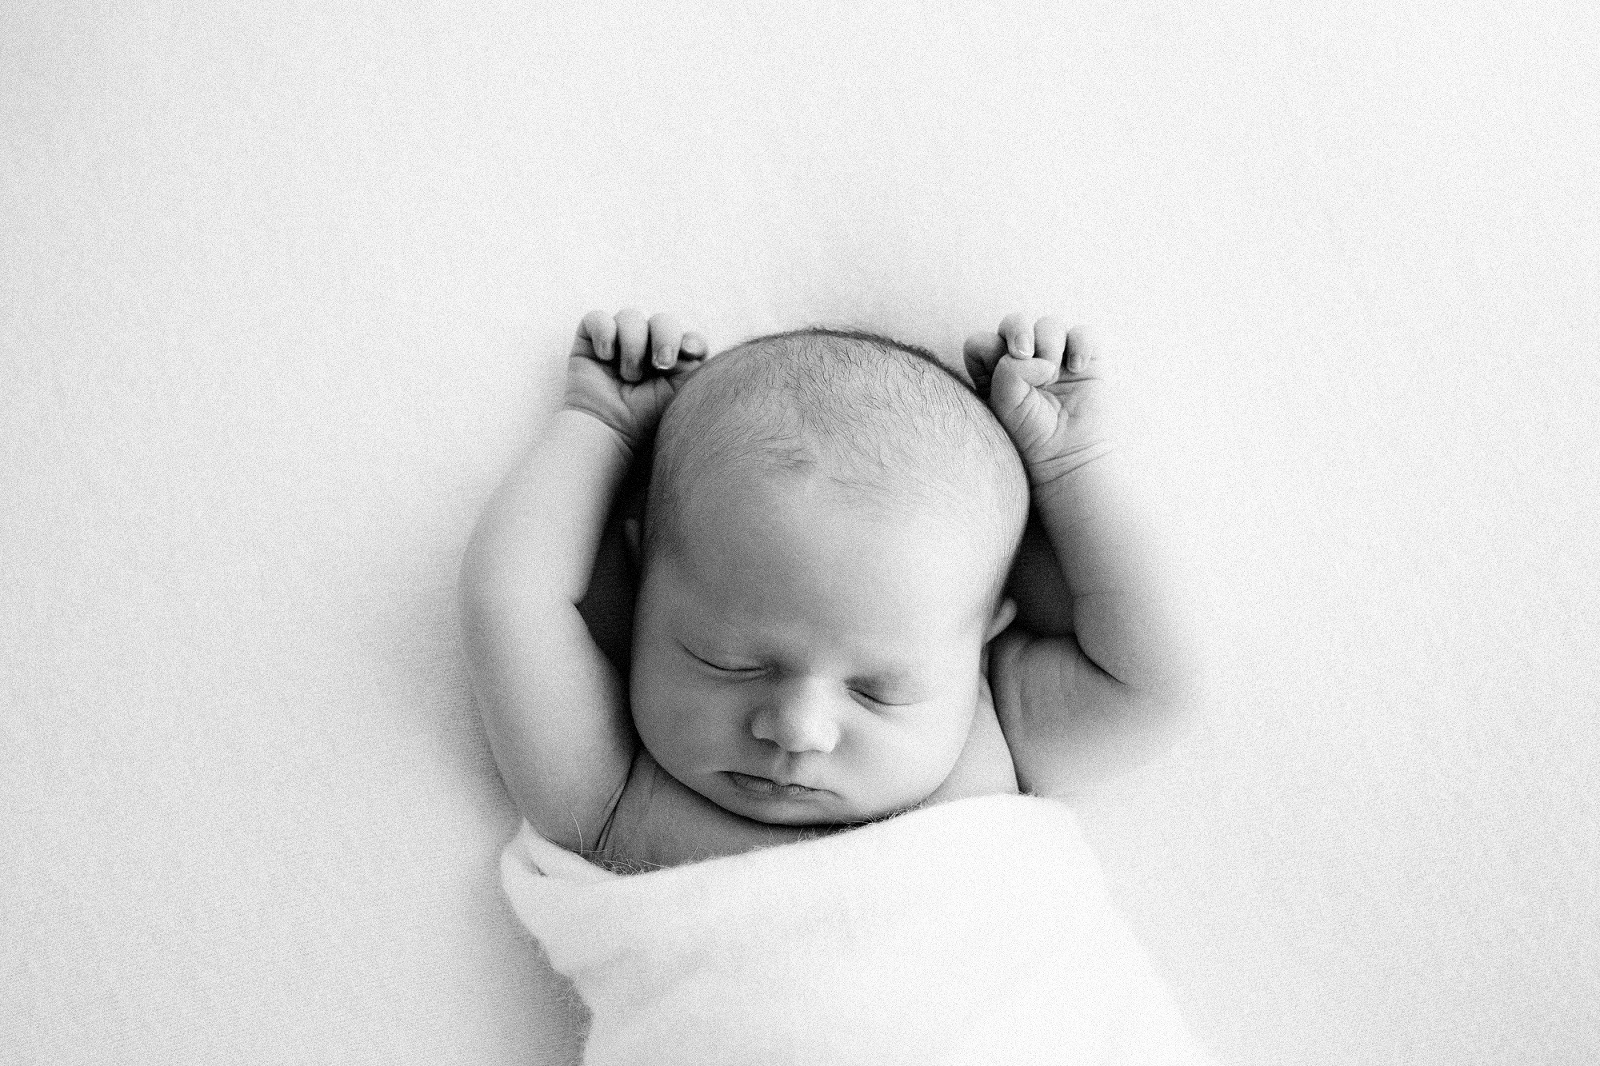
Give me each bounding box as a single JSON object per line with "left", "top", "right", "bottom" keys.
{"left": 1033, "top": 316, "right": 1068, "bottom": 374}
{"left": 614, "top": 308, "right": 650, "bottom": 383}
{"left": 963, "top": 333, "right": 1006, "bottom": 391}
{"left": 648, "top": 313, "right": 685, "bottom": 372}
{"left": 1064, "top": 327, "right": 1103, "bottom": 375}
{"left": 679, "top": 331, "right": 710, "bottom": 364}
{"left": 998, "top": 313, "right": 1033, "bottom": 359}
{"left": 576, "top": 309, "right": 617, "bottom": 361}
{"left": 989, "top": 353, "right": 1061, "bottom": 424}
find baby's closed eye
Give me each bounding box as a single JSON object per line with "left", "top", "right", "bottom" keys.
{"left": 681, "top": 643, "right": 765, "bottom": 676}
{"left": 850, "top": 690, "right": 914, "bottom": 708}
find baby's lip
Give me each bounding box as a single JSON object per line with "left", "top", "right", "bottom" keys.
{"left": 724, "top": 771, "right": 825, "bottom": 797}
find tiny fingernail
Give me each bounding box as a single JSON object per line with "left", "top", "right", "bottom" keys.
{"left": 652, "top": 350, "right": 673, "bottom": 370}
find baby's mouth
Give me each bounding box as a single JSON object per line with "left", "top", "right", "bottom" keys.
{"left": 724, "top": 771, "right": 823, "bottom": 797}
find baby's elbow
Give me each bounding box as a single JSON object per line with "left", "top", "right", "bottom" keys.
{"left": 1068, "top": 668, "right": 1210, "bottom": 789}
{"left": 458, "top": 540, "right": 505, "bottom": 624}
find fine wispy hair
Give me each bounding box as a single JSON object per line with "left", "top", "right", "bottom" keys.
{"left": 644, "top": 327, "right": 1028, "bottom": 602}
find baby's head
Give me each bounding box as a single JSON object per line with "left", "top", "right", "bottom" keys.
{"left": 629, "top": 329, "right": 1028, "bottom": 825}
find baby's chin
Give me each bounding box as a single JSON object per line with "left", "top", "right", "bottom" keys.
{"left": 703, "top": 770, "right": 923, "bottom": 827}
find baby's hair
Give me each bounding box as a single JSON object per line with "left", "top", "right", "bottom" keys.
{"left": 644, "top": 327, "right": 1029, "bottom": 611}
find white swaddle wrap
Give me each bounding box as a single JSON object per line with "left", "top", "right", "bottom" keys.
{"left": 500, "top": 794, "right": 1216, "bottom": 1066}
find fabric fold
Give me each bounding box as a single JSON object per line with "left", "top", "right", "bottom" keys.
{"left": 502, "top": 794, "right": 1215, "bottom": 1066}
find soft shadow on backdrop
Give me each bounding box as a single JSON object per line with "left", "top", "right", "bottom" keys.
{"left": 3, "top": 3, "right": 1596, "bottom": 1064}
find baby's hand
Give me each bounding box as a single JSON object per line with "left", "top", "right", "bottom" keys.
{"left": 566, "top": 309, "right": 709, "bottom": 455}
{"left": 964, "top": 314, "right": 1111, "bottom": 489}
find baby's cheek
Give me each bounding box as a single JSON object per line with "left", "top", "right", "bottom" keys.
{"left": 924, "top": 692, "right": 983, "bottom": 769}
{"left": 628, "top": 655, "right": 682, "bottom": 740}
{"left": 639, "top": 677, "right": 725, "bottom": 760}
{"left": 878, "top": 708, "right": 967, "bottom": 786}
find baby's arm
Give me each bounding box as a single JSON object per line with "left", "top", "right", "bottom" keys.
{"left": 459, "top": 310, "right": 706, "bottom": 852}
{"left": 967, "top": 316, "right": 1200, "bottom": 797}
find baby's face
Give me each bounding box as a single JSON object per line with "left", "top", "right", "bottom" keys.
{"left": 630, "top": 476, "right": 1005, "bottom": 826}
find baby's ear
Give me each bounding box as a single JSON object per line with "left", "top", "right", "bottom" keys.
{"left": 984, "top": 596, "right": 1018, "bottom": 643}
{"left": 624, "top": 517, "right": 643, "bottom": 569}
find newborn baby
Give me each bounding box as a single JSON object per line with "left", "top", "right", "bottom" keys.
{"left": 461, "top": 310, "right": 1196, "bottom": 871}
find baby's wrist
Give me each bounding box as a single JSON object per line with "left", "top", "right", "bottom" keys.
{"left": 558, "top": 405, "right": 644, "bottom": 463}
{"left": 1023, "top": 439, "right": 1116, "bottom": 494}
{"left": 563, "top": 403, "right": 647, "bottom": 455}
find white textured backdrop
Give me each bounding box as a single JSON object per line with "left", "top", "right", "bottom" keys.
{"left": 3, "top": 2, "right": 1596, "bottom": 1064}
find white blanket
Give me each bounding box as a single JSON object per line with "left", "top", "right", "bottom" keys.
{"left": 500, "top": 795, "right": 1216, "bottom": 1065}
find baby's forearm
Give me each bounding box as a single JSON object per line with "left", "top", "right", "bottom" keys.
{"left": 1029, "top": 455, "right": 1193, "bottom": 703}
{"left": 462, "top": 409, "right": 632, "bottom": 608}
{"left": 459, "top": 408, "right": 640, "bottom": 843}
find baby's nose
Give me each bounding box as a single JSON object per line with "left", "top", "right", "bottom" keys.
{"left": 750, "top": 680, "right": 842, "bottom": 755}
